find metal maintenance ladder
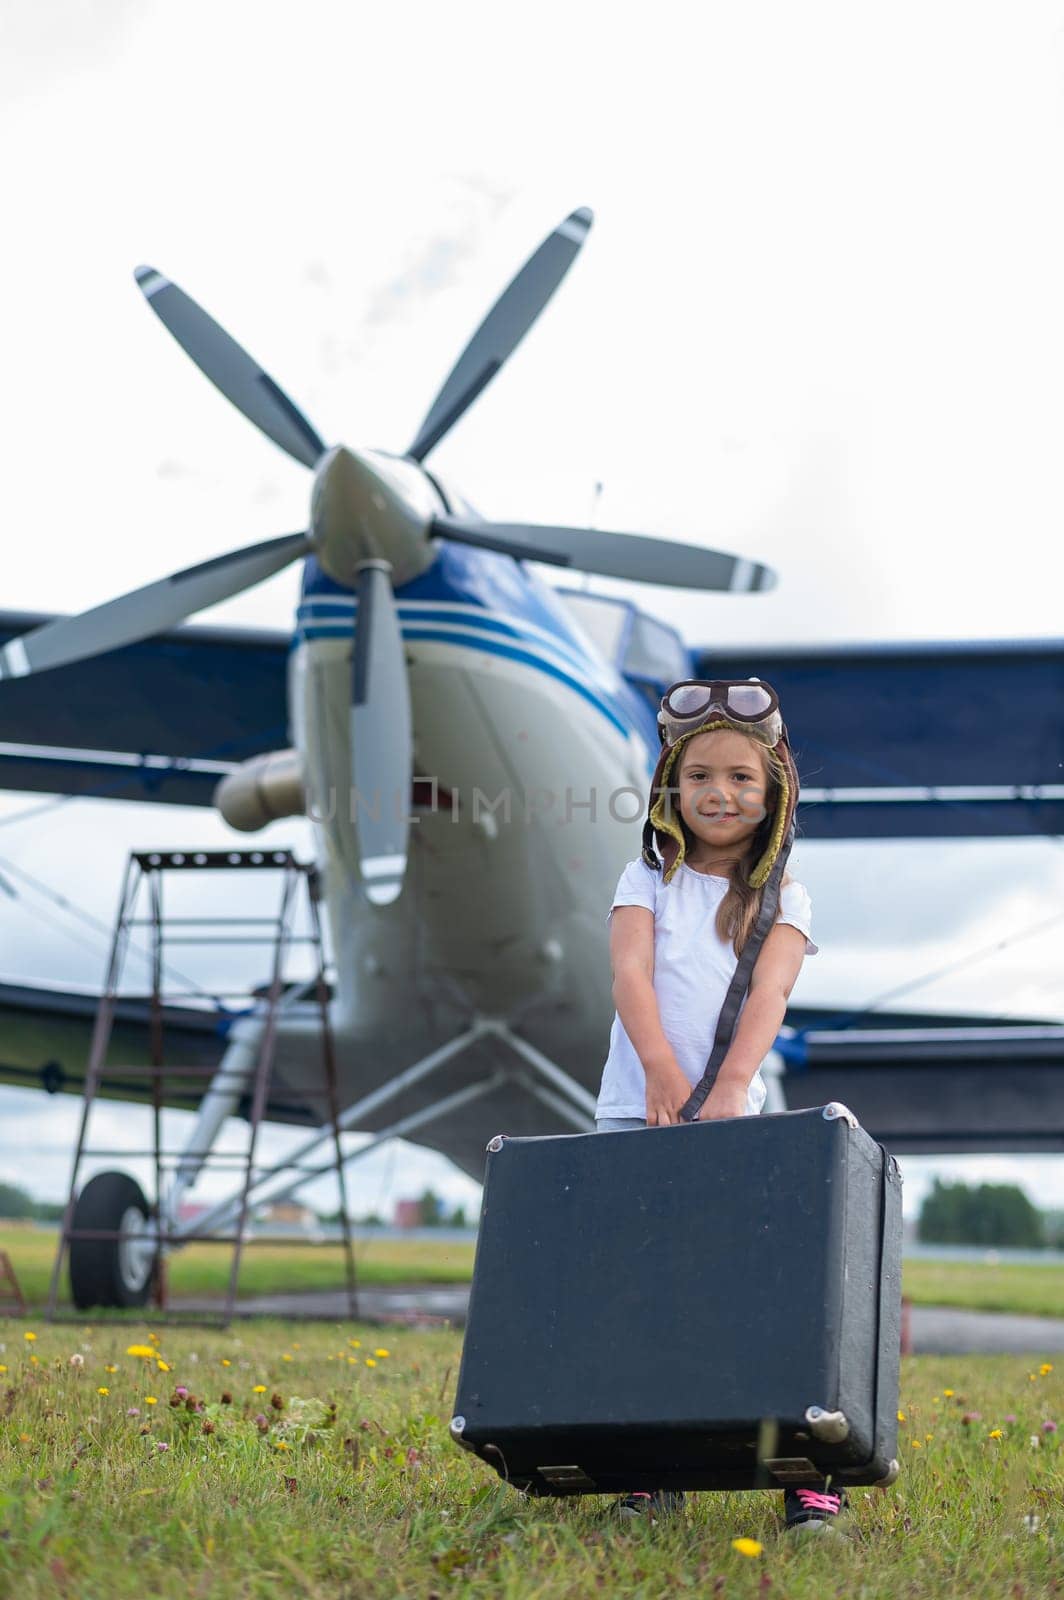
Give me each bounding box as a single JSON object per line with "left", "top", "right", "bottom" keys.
{"left": 46, "top": 848, "right": 358, "bottom": 1326}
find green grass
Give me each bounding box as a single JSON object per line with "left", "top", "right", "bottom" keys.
{"left": 6, "top": 1227, "right": 1064, "bottom": 1319}
{"left": 0, "top": 1318, "right": 1061, "bottom": 1598}
{"left": 0, "top": 1226, "right": 475, "bottom": 1309}
{"left": 902, "top": 1259, "right": 1064, "bottom": 1321}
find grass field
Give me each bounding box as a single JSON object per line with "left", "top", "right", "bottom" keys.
{"left": 0, "top": 1227, "right": 476, "bottom": 1309}
{"left": 4, "top": 1227, "right": 1064, "bottom": 1319}
{"left": 902, "top": 1259, "right": 1064, "bottom": 1320}
{"left": 0, "top": 1318, "right": 1060, "bottom": 1598}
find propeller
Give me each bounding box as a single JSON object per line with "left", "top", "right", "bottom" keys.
{"left": 134, "top": 267, "right": 327, "bottom": 469}
{"left": 0, "top": 533, "right": 311, "bottom": 680}
{"left": 349, "top": 562, "right": 412, "bottom": 905}
{"left": 431, "top": 516, "right": 774, "bottom": 593}
{"left": 3, "top": 208, "right": 778, "bottom": 911}
{"left": 406, "top": 207, "right": 593, "bottom": 462}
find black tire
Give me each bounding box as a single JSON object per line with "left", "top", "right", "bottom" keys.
{"left": 68, "top": 1171, "right": 155, "bottom": 1309}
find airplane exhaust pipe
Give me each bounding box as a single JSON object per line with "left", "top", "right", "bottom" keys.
{"left": 215, "top": 750, "right": 306, "bottom": 832}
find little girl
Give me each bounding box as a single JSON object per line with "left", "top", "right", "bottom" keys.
{"left": 597, "top": 677, "right": 846, "bottom": 1537}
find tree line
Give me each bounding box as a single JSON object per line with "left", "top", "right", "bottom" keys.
{"left": 5, "top": 1176, "right": 1058, "bottom": 1246}
{"left": 917, "top": 1178, "right": 1062, "bottom": 1249}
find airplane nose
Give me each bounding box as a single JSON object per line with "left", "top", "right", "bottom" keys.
{"left": 310, "top": 445, "right": 438, "bottom": 589}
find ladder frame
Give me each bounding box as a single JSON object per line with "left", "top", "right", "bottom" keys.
{"left": 45, "top": 848, "right": 358, "bottom": 1327}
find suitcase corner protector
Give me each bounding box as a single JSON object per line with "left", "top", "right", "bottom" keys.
{"left": 821, "top": 1102, "right": 860, "bottom": 1130}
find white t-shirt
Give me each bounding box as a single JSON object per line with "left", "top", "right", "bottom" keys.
{"left": 596, "top": 857, "right": 818, "bottom": 1120}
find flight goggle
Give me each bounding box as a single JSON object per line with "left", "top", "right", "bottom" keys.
{"left": 657, "top": 679, "right": 783, "bottom": 748}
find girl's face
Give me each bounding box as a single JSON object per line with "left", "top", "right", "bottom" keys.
{"left": 675, "top": 729, "right": 768, "bottom": 854}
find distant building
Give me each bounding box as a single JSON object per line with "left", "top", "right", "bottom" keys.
{"left": 393, "top": 1199, "right": 421, "bottom": 1230}
{"left": 256, "top": 1201, "right": 319, "bottom": 1234}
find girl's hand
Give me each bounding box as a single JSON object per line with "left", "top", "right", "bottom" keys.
{"left": 696, "top": 1079, "right": 749, "bottom": 1121}
{"left": 644, "top": 1061, "right": 695, "bottom": 1127}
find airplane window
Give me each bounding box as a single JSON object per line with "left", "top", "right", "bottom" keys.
{"left": 553, "top": 591, "right": 629, "bottom": 664}
{"left": 623, "top": 613, "right": 688, "bottom": 684}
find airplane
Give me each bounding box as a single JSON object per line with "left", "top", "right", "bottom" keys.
{"left": 1, "top": 208, "right": 1062, "bottom": 1309}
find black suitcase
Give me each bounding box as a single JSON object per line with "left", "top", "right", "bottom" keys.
{"left": 451, "top": 1103, "right": 902, "bottom": 1495}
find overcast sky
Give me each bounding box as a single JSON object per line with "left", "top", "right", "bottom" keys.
{"left": 1, "top": 0, "right": 1063, "bottom": 1218}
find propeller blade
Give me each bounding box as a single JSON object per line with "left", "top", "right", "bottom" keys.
{"left": 350, "top": 561, "right": 412, "bottom": 906}
{"left": 134, "top": 266, "right": 327, "bottom": 469}
{"left": 0, "top": 533, "right": 311, "bottom": 680}
{"left": 406, "top": 207, "right": 593, "bottom": 463}
{"left": 431, "top": 516, "right": 776, "bottom": 594}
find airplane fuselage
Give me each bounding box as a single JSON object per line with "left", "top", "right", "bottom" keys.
{"left": 282, "top": 524, "right": 677, "bottom": 1172}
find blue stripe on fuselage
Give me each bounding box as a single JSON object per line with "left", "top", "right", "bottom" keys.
{"left": 299, "top": 620, "right": 637, "bottom": 743}
{"left": 300, "top": 542, "right": 663, "bottom": 755}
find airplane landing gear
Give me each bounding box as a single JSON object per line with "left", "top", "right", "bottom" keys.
{"left": 68, "top": 1171, "right": 156, "bottom": 1309}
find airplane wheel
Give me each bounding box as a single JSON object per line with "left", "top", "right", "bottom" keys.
{"left": 69, "top": 1172, "right": 156, "bottom": 1309}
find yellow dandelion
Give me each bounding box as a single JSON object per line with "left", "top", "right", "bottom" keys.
{"left": 897, "top": 1410, "right": 906, "bottom": 1423}
{"left": 126, "top": 1345, "right": 155, "bottom": 1359}
{"left": 365, "top": 1358, "right": 377, "bottom": 1367}
{"left": 156, "top": 1360, "right": 170, "bottom": 1373}
{"left": 0, "top": 1365, "right": 6, "bottom": 1374}
{"left": 221, "top": 1359, "right": 231, "bottom": 1367}
{"left": 97, "top": 1386, "right": 110, "bottom": 1396}
{"left": 732, "top": 1537, "right": 763, "bottom": 1557}
{"left": 145, "top": 1396, "right": 158, "bottom": 1406}
{"left": 988, "top": 1429, "right": 1003, "bottom": 1439}
{"left": 347, "top": 1357, "right": 357, "bottom": 1365}
{"left": 23, "top": 1331, "right": 36, "bottom": 1342}
{"left": 282, "top": 1354, "right": 293, "bottom": 1363}
{"left": 105, "top": 1364, "right": 117, "bottom": 1374}
{"left": 910, "top": 1439, "right": 922, "bottom": 1449}
{"left": 374, "top": 1348, "right": 390, "bottom": 1358}
{"left": 275, "top": 1440, "right": 289, "bottom": 1450}
{"left": 1040, "top": 1364, "right": 1054, "bottom": 1376}
{"left": 29, "top": 1355, "right": 39, "bottom": 1366}
{"left": 943, "top": 1388, "right": 954, "bottom": 1397}
{"left": 1029, "top": 1373, "right": 1038, "bottom": 1382}
{"left": 253, "top": 1385, "right": 267, "bottom": 1394}
{"left": 925, "top": 1433, "right": 934, "bottom": 1442}
{"left": 348, "top": 1339, "right": 361, "bottom": 1348}
{"left": 18, "top": 1434, "right": 31, "bottom": 1444}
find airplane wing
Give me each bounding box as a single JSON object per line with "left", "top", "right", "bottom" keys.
{"left": 694, "top": 635, "right": 1064, "bottom": 838}
{"left": 6, "top": 977, "right": 1060, "bottom": 1163}
{"left": 0, "top": 611, "right": 290, "bottom": 807}
{"left": 0, "top": 978, "right": 320, "bottom": 1125}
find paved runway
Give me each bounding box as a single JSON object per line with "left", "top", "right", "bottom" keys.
{"left": 174, "top": 1286, "right": 1064, "bottom": 1354}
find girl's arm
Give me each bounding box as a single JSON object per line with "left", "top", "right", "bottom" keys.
{"left": 697, "top": 922, "right": 808, "bottom": 1121}
{"left": 609, "top": 906, "right": 694, "bottom": 1126}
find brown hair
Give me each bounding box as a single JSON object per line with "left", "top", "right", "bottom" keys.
{"left": 676, "top": 736, "right": 788, "bottom": 958}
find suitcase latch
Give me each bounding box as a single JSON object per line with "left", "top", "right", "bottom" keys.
{"left": 537, "top": 1464, "right": 597, "bottom": 1490}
